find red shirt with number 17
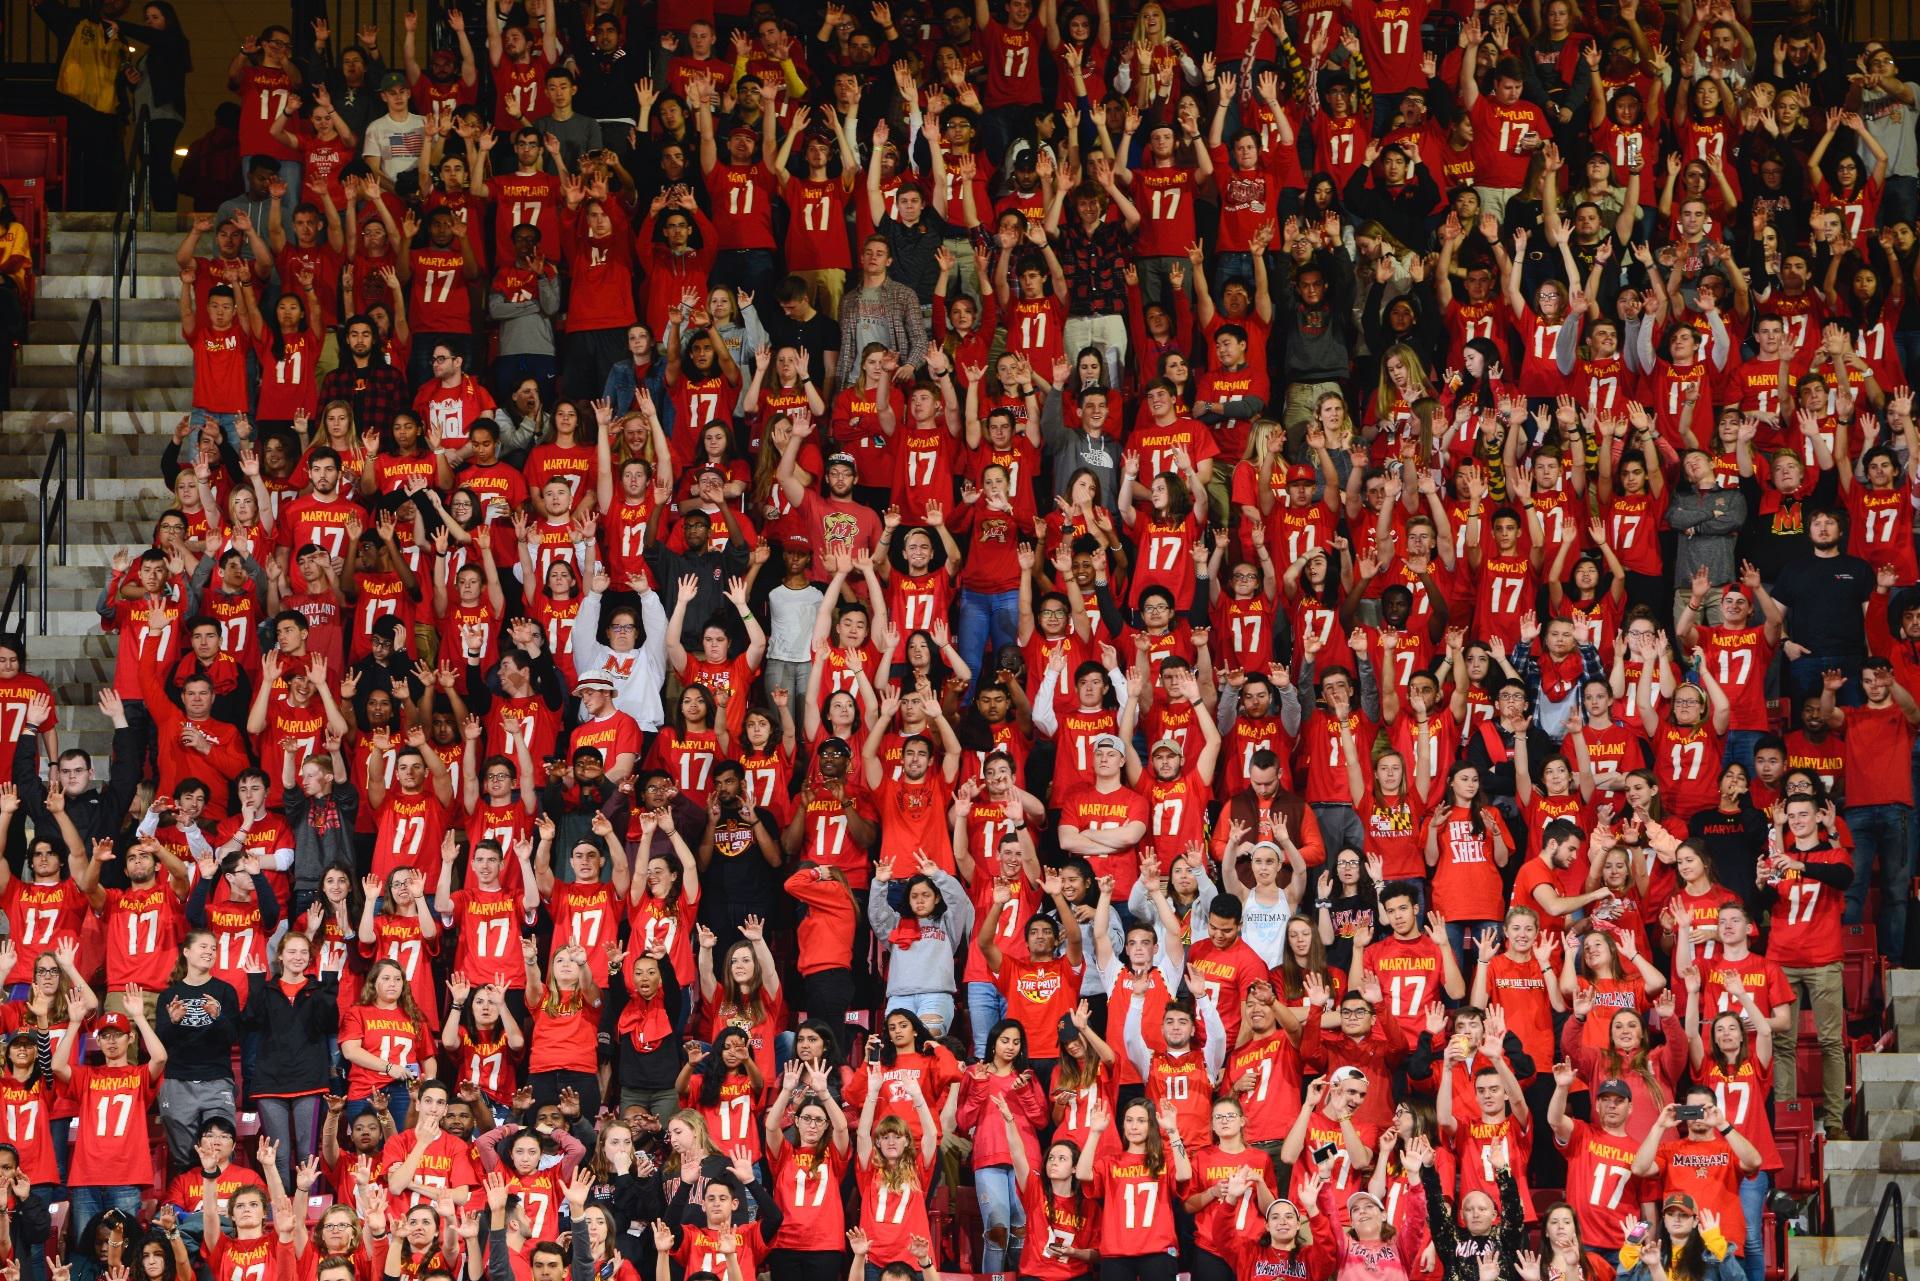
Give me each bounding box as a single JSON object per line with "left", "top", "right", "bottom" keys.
{"left": 67, "top": 1064, "right": 158, "bottom": 1187}
{"left": 1348, "top": 0, "right": 1430, "bottom": 92}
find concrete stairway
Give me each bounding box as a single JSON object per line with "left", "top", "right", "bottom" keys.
{"left": 1793, "top": 969, "right": 1920, "bottom": 1281}
{"left": 3, "top": 211, "right": 194, "bottom": 775}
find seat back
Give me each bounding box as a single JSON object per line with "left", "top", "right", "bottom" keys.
{"left": 1841, "top": 923, "right": 1880, "bottom": 1019}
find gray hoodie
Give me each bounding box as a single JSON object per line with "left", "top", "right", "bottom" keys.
{"left": 869, "top": 868, "right": 974, "bottom": 1000}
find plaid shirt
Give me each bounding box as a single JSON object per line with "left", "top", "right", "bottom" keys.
{"left": 318, "top": 362, "right": 412, "bottom": 436}
{"left": 1052, "top": 217, "right": 1132, "bottom": 318}
{"left": 1511, "top": 638, "right": 1608, "bottom": 738}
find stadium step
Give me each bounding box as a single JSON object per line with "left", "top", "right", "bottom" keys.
{"left": 3, "top": 213, "right": 196, "bottom": 777}
{"left": 1791, "top": 1237, "right": 1920, "bottom": 1281}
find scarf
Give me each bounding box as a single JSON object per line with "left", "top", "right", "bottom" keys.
{"left": 1536, "top": 647, "right": 1584, "bottom": 703}
{"left": 1756, "top": 469, "right": 1813, "bottom": 516}
{"left": 617, "top": 986, "right": 673, "bottom": 1053}
{"left": 171, "top": 651, "right": 241, "bottom": 696}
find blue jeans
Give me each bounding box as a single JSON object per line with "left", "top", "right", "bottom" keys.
{"left": 955, "top": 588, "right": 1021, "bottom": 698}
{"left": 186, "top": 409, "right": 247, "bottom": 460}
{"left": 344, "top": 1080, "right": 413, "bottom": 1130}
{"left": 712, "top": 248, "right": 777, "bottom": 303}
{"left": 1882, "top": 174, "right": 1918, "bottom": 232}
{"left": 494, "top": 353, "right": 557, "bottom": 424}
{"left": 1738, "top": 1170, "right": 1770, "bottom": 1281}
{"left": 885, "top": 991, "right": 955, "bottom": 1039}
{"left": 1844, "top": 802, "right": 1912, "bottom": 959}
{"left": 967, "top": 981, "right": 1007, "bottom": 1059}
{"left": 68, "top": 1185, "right": 143, "bottom": 1281}
{"left": 1723, "top": 730, "right": 1766, "bottom": 776}
{"left": 1213, "top": 251, "right": 1271, "bottom": 297}
{"left": 1786, "top": 654, "right": 1862, "bottom": 707}
{"left": 1897, "top": 329, "right": 1920, "bottom": 393}
{"left": 1445, "top": 919, "right": 1498, "bottom": 977}
{"left": 974, "top": 1163, "right": 1026, "bottom": 1273}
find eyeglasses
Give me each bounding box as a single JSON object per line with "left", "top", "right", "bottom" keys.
{"left": 608, "top": 623, "right": 636, "bottom": 632}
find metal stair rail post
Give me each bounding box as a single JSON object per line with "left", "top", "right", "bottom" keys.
{"left": 36, "top": 429, "right": 67, "bottom": 636}
{"left": 0, "top": 565, "right": 25, "bottom": 637}
{"left": 74, "top": 298, "right": 100, "bottom": 500}
{"left": 1859, "top": 1181, "right": 1907, "bottom": 1281}
{"left": 112, "top": 107, "right": 149, "bottom": 366}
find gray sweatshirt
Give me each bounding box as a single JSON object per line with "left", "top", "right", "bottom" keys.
{"left": 1667, "top": 485, "right": 1747, "bottom": 589}
{"left": 487, "top": 270, "right": 562, "bottom": 358}
{"left": 1040, "top": 389, "right": 1121, "bottom": 509}
{"left": 869, "top": 868, "right": 974, "bottom": 999}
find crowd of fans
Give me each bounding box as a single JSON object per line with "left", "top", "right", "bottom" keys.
{"left": 1, "top": 1, "right": 1919, "bottom": 1280}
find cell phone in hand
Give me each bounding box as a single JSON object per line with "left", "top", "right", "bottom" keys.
{"left": 1673, "top": 1104, "right": 1705, "bottom": 1121}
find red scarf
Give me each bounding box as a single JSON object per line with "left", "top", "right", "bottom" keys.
{"left": 617, "top": 988, "right": 673, "bottom": 1052}
{"left": 1537, "top": 647, "right": 1584, "bottom": 702}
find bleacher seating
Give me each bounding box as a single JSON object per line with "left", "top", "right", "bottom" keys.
{"left": 0, "top": 131, "right": 65, "bottom": 209}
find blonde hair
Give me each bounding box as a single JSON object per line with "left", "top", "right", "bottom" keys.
{"left": 1375, "top": 344, "right": 1437, "bottom": 424}
{"left": 871, "top": 1115, "right": 923, "bottom": 1191}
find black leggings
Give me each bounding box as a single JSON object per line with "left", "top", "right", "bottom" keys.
{"left": 528, "top": 1068, "right": 601, "bottom": 1121}
{"left": 1190, "top": 1248, "right": 1236, "bottom": 1281}
{"left": 1098, "top": 1255, "right": 1179, "bottom": 1281}
{"left": 768, "top": 1251, "right": 844, "bottom": 1281}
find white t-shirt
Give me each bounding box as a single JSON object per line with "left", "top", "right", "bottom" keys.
{"left": 1239, "top": 886, "right": 1294, "bottom": 966}
{"left": 768, "top": 583, "right": 825, "bottom": 663}
{"left": 362, "top": 112, "right": 426, "bottom": 180}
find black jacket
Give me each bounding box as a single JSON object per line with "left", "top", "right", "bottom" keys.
{"left": 3, "top": 1186, "right": 50, "bottom": 1257}
{"left": 1404, "top": 1029, "right": 1538, "bottom": 1088}
{"left": 603, "top": 960, "right": 684, "bottom": 1093}
{"left": 1423, "top": 1163, "right": 1525, "bottom": 1281}
{"left": 12, "top": 724, "right": 142, "bottom": 855}
{"left": 243, "top": 971, "right": 340, "bottom": 1096}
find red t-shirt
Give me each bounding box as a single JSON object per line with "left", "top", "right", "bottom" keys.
{"left": 67, "top": 1064, "right": 158, "bottom": 1186}
{"left": 192, "top": 322, "right": 250, "bottom": 413}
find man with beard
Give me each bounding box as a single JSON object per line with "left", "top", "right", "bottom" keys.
{"left": 316, "top": 317, "right": 410, "bottom": 435}
{"left": 864, "top": 688, "right": 964, "bottom": 873}
{"left": 272, "top": 450, "right": 359, "bottom": 594}
{"left": 641, "top": 482, "right": 751, "bottom": 645}
{"left": 1771, "top": 507, "right": 1875, "bottom": 703}
{"left": 775, "top": 433, "right": 882, "bottom": 581}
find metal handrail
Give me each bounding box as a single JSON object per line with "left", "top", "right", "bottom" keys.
{"left": 74, "top": 299, "right": 100, "bottom": 500}
{"left": 1859, "top": 1181, "right": 1905, "bottom": 1281}
{"left": 37, "top": 430, "right": 67, "bottom": 636}
{"left": 0, "top": 565, "right": 25, "bottom": 637}
{"left": 112, "top": 108, "right": 149, "bottom": 364}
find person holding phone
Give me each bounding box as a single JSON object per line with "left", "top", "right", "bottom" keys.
{"left": 1628, "top": 1090, "right": 1763, "bottom": 1265}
